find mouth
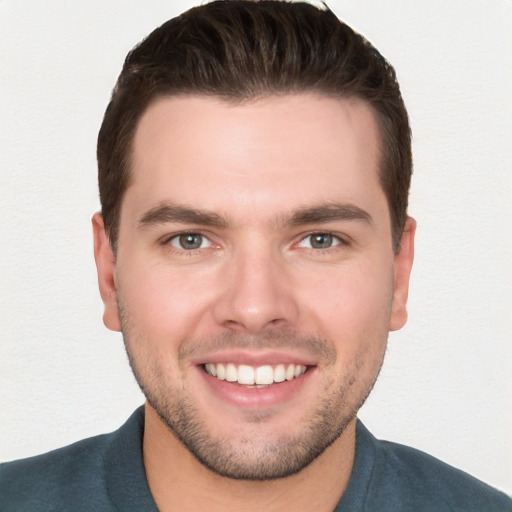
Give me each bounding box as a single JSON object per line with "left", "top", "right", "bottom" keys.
{"left": 203, "top": 362, "right": 308, "bottom": 388}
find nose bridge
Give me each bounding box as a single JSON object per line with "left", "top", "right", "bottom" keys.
{"left": 213, "top": 237, "right": 298, "bottom": 333}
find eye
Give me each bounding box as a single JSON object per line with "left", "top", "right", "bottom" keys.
{"left": 298, "top": 233, "right": 341, "bottom": 250}
{"left": 168, "top": 233, "right": 211, "bottom": 251}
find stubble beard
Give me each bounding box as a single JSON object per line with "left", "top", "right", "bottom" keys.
{"left": 119, "top": 308, "right": 386, "bottom": 481}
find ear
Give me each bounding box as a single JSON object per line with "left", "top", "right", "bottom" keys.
{"left": 92, "top": 212, "right": 121, "bottom": 332}
{"left": 389, "top": 217, "right": 416, "bottom": 331}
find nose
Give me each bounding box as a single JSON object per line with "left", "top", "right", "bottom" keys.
{"left": 212, "top": 246, "right": 299, "bottom": 334}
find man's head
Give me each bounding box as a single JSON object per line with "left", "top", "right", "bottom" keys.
{"left": 97, "top": 0, "right": 412, "bottom": 254}
{"left": 93, "top": 0, "right": 415, "bottom": 482}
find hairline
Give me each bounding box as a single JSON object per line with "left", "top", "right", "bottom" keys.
{"left": 107, "top": 90, "right": 398, "bottom": 254}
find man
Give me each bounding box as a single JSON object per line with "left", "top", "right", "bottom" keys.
{"left": 1, "top": 1, "right": 510, "bottom": 511}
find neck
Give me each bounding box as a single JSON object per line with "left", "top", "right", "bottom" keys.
{"left": 142, "top": 403, "right": 356, "bottom": 512}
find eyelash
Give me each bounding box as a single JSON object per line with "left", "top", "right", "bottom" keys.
{"left": 162, "top": 231, "right": 214, "bottom": 253}
{"left": 161, "top": 230, "right": 348, "bottom": 254}
{"left": 296, "top": 232, "right": 345, "bottom": 251}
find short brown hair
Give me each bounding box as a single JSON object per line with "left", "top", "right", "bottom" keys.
{"left": 97, "top": 0, "right": 412, "bottom": 252}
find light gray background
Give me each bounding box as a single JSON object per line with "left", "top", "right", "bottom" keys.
{"left": 1, "top": 0, "right": 511, "bottom": 495}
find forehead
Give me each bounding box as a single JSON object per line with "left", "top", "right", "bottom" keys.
{"left": 126, "top": 94, "right": 386, "bottom": 226}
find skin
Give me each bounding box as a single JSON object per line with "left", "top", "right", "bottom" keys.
{"left": 93, "top": 94, "right": 415, "bottom": 511}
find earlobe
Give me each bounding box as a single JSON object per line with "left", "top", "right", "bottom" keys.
{"left": 92, "top": 212, "right": 121, "bottom": 332}
{"left": 389, "top": 217, "right": 416, "bottom": 331}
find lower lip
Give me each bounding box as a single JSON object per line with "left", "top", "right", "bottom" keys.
{"left": 198, "top": 366, "right": 314, "bottom": 410}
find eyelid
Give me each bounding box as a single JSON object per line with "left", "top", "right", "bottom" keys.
{"left": 295, "top": 231, "right": 347, "bottom": 249}
{"left": 173, "top": 233, "right": 211, "bottom": 249}
{"left": 158, "top": 229, "right": 350, "bottom": 253}
{"left": 161, "top": 230, "right": 215, "bottom": 250}
{"left": 160, "top": 229, "right": 206, "bottom": 241}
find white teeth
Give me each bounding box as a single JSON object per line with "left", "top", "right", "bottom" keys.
{"left": 216, "top": 363, "right": 226, "bottom": 380}
{"left": 286, "top": 364, "right": 295, "bottom": 381}
{"left": 205, "top": 363, "right": 217, "bottom": 377}
{"left": 238, "top": 365, "right": 255, "bottom": 385}
{"left": 204, "top": 363, "right": 307, "bottom": 385}
{"left": 225, "top": 363, "right": 237, "bottom": 382}
{"left": 255, "top": 365, "right": 274, "bottom": 385}
{"left": 273, "top": 364, "right": 286, "bottom": 383}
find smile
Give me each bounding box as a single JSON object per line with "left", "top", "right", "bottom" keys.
{"left": 204, "top": 363, "right": 308, "bottom": 386}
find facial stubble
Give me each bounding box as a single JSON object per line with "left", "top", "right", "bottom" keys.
{"left": 118, "top": 301, "right": 387, "bottom": 481}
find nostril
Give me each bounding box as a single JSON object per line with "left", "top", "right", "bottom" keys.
{"left": 222, "top": 317, "right": 288, "bottom": 334}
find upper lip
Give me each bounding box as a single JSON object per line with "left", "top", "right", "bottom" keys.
{"left": 189, "top": 350, "right": 318, "bottom": 367}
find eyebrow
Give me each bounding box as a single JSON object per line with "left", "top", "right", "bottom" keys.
{"left": 286, "top": 203, "right": 373, "bottom": 227}
{"left": 137, "top": 202, "right": 373, "bottom": 230}
{"left": 138, "top": 204, "right": 228, "bottom": 229}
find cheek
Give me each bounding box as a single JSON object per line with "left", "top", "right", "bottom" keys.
{"left": 301, "top": 261, "right": 394, "bottom": 345}
{"left": 116, "top": 260, "right": 216, "bottom": 340}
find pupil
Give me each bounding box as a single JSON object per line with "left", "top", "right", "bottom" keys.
{"left": 312, "top": 234, "right": 332, "bottom": 249}
{"left": 180, "top": 233, "right": 202, "bottom": 249}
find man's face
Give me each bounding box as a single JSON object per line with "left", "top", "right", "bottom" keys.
{"left": 94, "top": 94, "right": 414, "bottom": 480}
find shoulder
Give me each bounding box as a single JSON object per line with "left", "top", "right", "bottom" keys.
{"left": 0, "top": 407, "right": 149, "bottom": 512}
{"left": 358, "top": 422, "right": 512, "bottom": 511}
{"left": 1, "top": 430, "right": 115, "bottom": 511}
